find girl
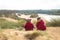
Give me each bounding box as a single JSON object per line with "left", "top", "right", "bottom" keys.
{"left": 24, "top": 19, "right": 34, "bottom": 31}
{"left": 36, "top": 17, "right": 46, "bottom": 31}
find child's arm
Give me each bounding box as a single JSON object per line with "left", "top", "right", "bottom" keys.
{"left": 23, "top": 22, "right": 26, "bottom": 30}
{"left": 32, "top": 24, "right": 34, "bottom": 28}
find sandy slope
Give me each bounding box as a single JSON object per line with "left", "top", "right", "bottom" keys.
{"left": 1, "top": 17, "right": 18, "bottom": 22}
{"left": 0, "top": 27, "right": 60, "bottom": 40}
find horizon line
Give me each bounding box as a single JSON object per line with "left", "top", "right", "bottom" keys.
{"left": 0, "top": 9, "right": 60, "bottom": 10}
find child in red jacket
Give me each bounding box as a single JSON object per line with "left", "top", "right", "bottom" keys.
{"left": 36, "top": 17, "right": 46, "bottom": 31}
{"left": 24, "top": 19, "right": 34, "bottom": 31}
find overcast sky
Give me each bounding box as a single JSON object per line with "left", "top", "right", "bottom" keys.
{"left": 0, "top": 0, "right": 60, "bottom": 10}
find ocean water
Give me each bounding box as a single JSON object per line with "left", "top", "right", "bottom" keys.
{"left": 38, "top": 14, "right": 60, "bottom": 21}
{"left": 16, "top": 13, "right": 60, "bottom": 22}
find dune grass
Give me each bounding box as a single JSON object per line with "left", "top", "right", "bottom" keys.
{"left": 46, "top": 18, "right": 60, "bottom": 27}
{"left": 25, "top": 31, "right": 47, "bottom": 40}
{"left": 0, "top": 18, "right": 25, "bottom": 30}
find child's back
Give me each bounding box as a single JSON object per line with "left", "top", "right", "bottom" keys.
{"left": 24, "top": 19, "right": 34, "bottom": 31}
{"left": 36, "top": 20, "right": 46, "bottom": 30}
{"left": 36, "top": 17, "right": 46, "bottom": 31}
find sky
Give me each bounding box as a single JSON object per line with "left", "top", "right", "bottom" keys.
{"left": 0, "top": 0, "right": 60, "bottom": 10}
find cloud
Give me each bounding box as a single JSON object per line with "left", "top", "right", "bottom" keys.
{"left": 0, "top": 0, "right": 60, "bottom": 10}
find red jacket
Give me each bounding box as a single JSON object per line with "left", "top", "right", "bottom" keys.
{"left": 24, "top": 22, "right": 34, "bottom": 31}
{"left": 36, "top": 20, "right": 46, "bottom": 31}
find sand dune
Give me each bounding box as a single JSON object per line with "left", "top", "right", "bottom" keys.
{"left": 1, "top": 17, "right": 18, "bottom": 22}
{"left": 0, "top": 27, "right": 60, "bottom": 40}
